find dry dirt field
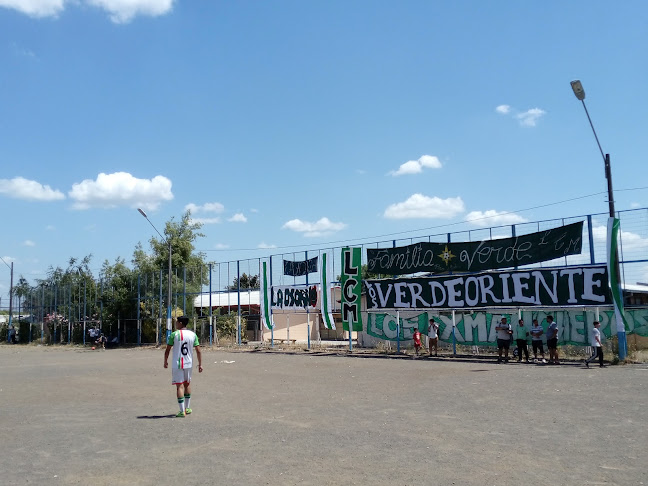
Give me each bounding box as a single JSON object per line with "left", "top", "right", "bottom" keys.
{"left": 1, "top": 345, "right": 647, "bottom": 486}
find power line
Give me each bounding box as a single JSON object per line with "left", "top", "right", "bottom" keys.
{"left": 0, "top": 256, "right": 12, "bottom": 269}
{"left": 199, "top": 190, "right": 613, "bottom": 253}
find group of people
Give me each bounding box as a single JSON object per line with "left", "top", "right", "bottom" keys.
{"left": 411, "top": 315, "right": 605, "bottom": 368}
{"left": 496, "top": 316, "right": 605, "bottom": 367}
{"left": 88, "top": 327, "right": 108, "bottom": 349}
{"left": 412, "top": 318, "right": 439, "bottom": 357}
{"left": 496, "top": 316, "right": 560, "bottom": 364}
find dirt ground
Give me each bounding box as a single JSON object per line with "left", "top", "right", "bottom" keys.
{"left": 1, "top": 345, "right": 647, "bottom": 486}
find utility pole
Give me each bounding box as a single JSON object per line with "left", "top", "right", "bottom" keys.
{"left": 8, "top": 262, "right": 13, "bottom": 331}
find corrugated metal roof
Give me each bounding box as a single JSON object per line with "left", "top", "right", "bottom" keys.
{"left": 194, "top": 290, "right": 260, "bottom": 308}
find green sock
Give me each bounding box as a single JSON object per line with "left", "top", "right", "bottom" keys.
{"left": 177, "top": 397, "right": 185, "bottom": 413}
{"left": 184, "top": 394, "right": 191, "bottom": 410}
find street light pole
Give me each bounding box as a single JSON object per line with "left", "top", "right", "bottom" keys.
{"left": 570, "top": 80, "right": 627, "bottom": 360}
{"left": 138, "top": 208, "right": 173, "bottom": 342}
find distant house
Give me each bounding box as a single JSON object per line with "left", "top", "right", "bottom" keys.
{"left": 193, "top": 288, "right": 352, "bottom": 343}
{"left": 624, "top": 283, "right": 648, "bottom": 306}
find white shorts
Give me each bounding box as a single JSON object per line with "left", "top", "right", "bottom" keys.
{"left": 172, "top": 367, "right": 192, "bottom": 385}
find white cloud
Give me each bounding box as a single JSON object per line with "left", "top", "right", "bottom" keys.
{"left": 213, "top": 243, "right": 229, "bottom": 250}
{"left": 257, "top": 242, "right": 277, "bottom": 249}
{"left": 0, "top": 0, "right": 65, "bottom": 18}
{"left": 496, "top": 104, "right": 546, "bottom": 127}
{"left": 0, "top": 0, "right": 174, "bottom": 23}
{"left": 389, "top": 155, "right": 442, "bottom": 176}
{"left": 189, "top": 217, "right": 221, "bottom": 225}
{"left": 11, "top": 42, "right": 37, "bottom": 59}
{"left": 185, "top": 202, "right": 224, "bottom": 214}
{"left": 630, "top": 202, "right": 641, "bottom": 209}
{"left": 250, "top": 208, "right": 259, "bottom": 213}
{"left": 45, "top": 225, "right": 55, "bottom": 231}
{"left": 0, "top": 177, "right": 65, "bottom": 201}
{"left": 465, "top": 210, "right": 528, "bottom": 227}
{"left": 638, "top": 265, "right": 648, "bottom": 284}
{"left": 592, "top": 225, "right": 648, "bottom": 251}
{"left": 228, "top": 213, "right": 247, "bottom": 223}
{"left": 68, "top": 172, "right": 173, "bottom": 210}
{"left": 87, "top": 0, "right": 174, "bottom": 23}
{"left": 384, "top": 194, "right": 465, "bottom": 219}
{"left": 516, "top": 108, "right": 546, "bottom": 127}
{"left": 282, "top": 217, "right": 347, "bottom": 237}
{"left": 23, "top": 240, "right": 35, "bottom": 247}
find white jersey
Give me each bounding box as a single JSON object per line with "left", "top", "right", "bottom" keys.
{"left": 167, "top": 329, "right": 199, "bottom": 369}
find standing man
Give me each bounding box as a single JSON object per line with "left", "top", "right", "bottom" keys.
{"left": 530, "top": 319, "right": 546, "bottom": 363}
{"left": 515, "top": 319, "right": 530, "bottom": 363}
{"left": 495, "top": 316, "right": 512, "bottom": 363}
{"left": 164, "top": 316, "right": 203, "bottom": 417}
{"left": 585, "top": 321, "right": 605, "bottom": 368}
{"left": 427, "top": 317, "right": 439, "bottom": 357}
{"left": 412, "top": 327, "right": 422, "bottom": 356}
{"left": 546, "top": 315, "right": 560, "bottom": 365}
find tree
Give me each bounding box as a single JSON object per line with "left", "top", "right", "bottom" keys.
{"left": 227, "top": 273, "right": 259, "bottom": 290}
{"left": 139, "top": 210, "right": 206, "bottom": 272}
{"left": 127, "top": 210, "right": 210, "bottom": 325}
{"left": 12, "top": 276, "right": 30, "bottom": 317}
{"left": 99, "top": 257, "right": 138, "bottom": 328}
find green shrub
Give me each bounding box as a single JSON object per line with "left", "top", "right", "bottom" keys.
{"left": 215, "top": 312, "right": 246, "bottom": 340}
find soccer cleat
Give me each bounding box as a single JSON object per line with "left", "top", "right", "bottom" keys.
{"left": 185, "top": 408, "right": 192, "bottom": 415}
{"left": 176, "top": 411, "right": 186, "bottom": 418}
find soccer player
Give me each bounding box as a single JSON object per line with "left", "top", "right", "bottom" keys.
{"left": 164, "top": 316, "right": 203, "bottom": 417}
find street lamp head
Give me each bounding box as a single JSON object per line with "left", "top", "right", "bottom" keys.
{"left": 137, "top": 208, "right": 148, "bottom": 218}
{"left": 571, "top": 80, "right": 585, "bottom": 101}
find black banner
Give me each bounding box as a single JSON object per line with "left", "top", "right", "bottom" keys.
{"left": 283, "top": 256, "right": 318, "bottom": 276}
{"left": 365, "top": 265, "right": 611, "bottom": 310}
{"left": 366, "top": 221, "right": 583, "bottom": 275}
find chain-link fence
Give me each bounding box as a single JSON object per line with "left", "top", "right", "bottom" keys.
{"left": 2, "top": 208, "right": 647, "bottom": 353}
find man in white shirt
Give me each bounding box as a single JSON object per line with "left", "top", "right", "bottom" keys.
{"left": 585, "top": 321, "right": 604, "bottom": 368}
{"left": 427, "top": 318, "right": 439, "bottom": 357}
{"left": 164, "top": 316, "right": 203, "bottom": 417}
{"left": 530, "top": 319, "right": 547, "bottom": 363}
{"left": 495, "top": 316, "right": 512, "bottom": 363}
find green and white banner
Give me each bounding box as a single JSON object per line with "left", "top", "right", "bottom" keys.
{"left": 607, "top": 217, "right": 628, "bottom": 334}
{"left": 270, "top": 285, "right": 318, "bottom": 310}
{"left": 341, "top": 247, "right": 363, "bottom": 332}
{"left": 365, "top": 265, "right": 611, "bottom": 310}
{"left": 320, "top": 252, "right": 336, "bottom": 330}
{"left": 260, "top": 261, "right": 274, "bottom": 329}
{"left": 366, "top": 221, "right": 584, "bottom": 275}
{"left": 366, "top": 308, "right": 646, "bottom": 346}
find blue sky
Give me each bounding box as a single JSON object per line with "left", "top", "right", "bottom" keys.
{"left": 1, "top": 0, "right": 647, "bottom": 298}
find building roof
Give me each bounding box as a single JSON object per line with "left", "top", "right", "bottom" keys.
{"left": 194, "top": 290, "right": 260, "bottom": 308}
